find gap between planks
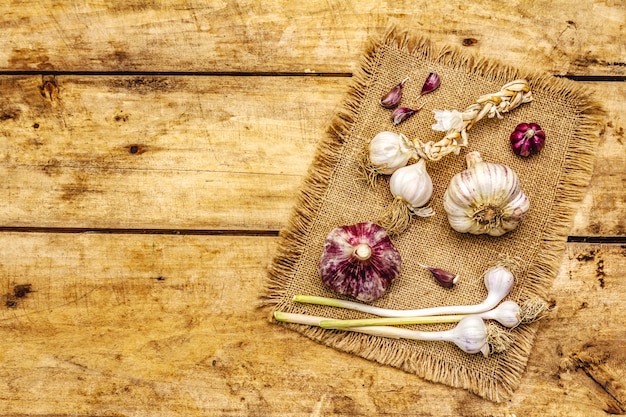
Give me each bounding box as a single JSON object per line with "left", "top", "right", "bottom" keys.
{"left": 1, "top": 226, "right": 626, "bottom": 244}
{"left": 0, "top": 70, "right": 624, "bottom": 82}
{"left": 0, "top": 226, "right": 279, "bottom": 237}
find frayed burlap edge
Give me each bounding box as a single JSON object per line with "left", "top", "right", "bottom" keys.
{"left": 259, "top": 24, "right": 605, "bottom": 402}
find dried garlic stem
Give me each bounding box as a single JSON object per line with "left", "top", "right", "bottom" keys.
{"left": 415, "top": 79, "right": 533, "bottom": 161}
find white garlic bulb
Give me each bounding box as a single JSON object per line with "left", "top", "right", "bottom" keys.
{"left": 379, "top": 159, "right": 434, "bottom": 234}
{"left": 367, "top": 131, "right": 415, "bottom": 175}
{"left": 448, "top": 315, "right": 490, "bottom": 357}
{"left": 443, "top": 151, "right": 529, "bottom": 236}
{"left": 390, "top": 159, "right": 434, "bottom": 214}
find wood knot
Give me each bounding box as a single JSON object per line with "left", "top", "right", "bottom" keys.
{"left": 40, "top": 75, "right": 59, "bottom": 102}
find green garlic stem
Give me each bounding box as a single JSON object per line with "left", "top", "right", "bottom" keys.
{"left": 319, "top": 315, "right": 464, "bottom": 329}
{"left": 274, "top": 311, "right": 453, "bottom": 341}
{"left": 292, "top": 294, "right": 499, "bottom": 317}
{"left": 273, "top": 311, "right": 489, "bottom": 355}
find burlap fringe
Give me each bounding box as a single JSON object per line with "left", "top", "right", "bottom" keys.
{"left": 260, "top": 23, "right": 605, "bottom": 402}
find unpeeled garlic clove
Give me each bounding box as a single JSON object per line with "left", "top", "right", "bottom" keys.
{"left": 419, "top": 72, "right": 441, "bottom": 97}
{"left": 380, "top": 77, "right": 408, "bottom": 109}
{"left": 420, "top": 264, "right": 459, "bottom": 288}
{"left": 391, "top": 102, "right": 426, "bottom": 125}
{"left": 391, "top": 107, "right": 417, "bottom": 125}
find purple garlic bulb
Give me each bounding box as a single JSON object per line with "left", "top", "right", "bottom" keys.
{"left": 510, "top": 122, "right": 546, "bottom": 157}
{"left": 318, "top": 222, "right": 401, "bottom": 302}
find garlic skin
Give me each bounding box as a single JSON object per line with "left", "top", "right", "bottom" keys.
{"left": 431, "top": 109, "right": 464, "bottom": 132}
{"left": 368, "top": 131, "right": 415, "bottom": 175}
{"left": 443, "top": 151, "right": 530, "bottom": 236}
{"left": 318, "top": 222, "right": 401, "bottom": 303}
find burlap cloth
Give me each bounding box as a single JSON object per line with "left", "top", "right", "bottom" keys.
{"left": 261, "top": 26, "right": 604, "bottom": 401}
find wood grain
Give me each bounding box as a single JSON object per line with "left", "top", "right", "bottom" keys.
{"left": 0, "top": 234, "right": 623, "bottom": 416}
{"left": 0, "top": 76, "right": 623, "bottom": 235}
{"left": 0, "top": 1, "right": 624, "bottom": 76}
{"left": 0, "top": 1, "right": 624, "bottom": 415}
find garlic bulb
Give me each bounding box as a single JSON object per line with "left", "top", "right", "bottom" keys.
{"left": 481, "top": 300, "right": 521, "bottom": 328}
{"left": 510, "top": 122, "right": 546, "bottom": 157}
{"left": 379, "top": 159, "right": 434, "bottom": 234}
{"left": 443, "top": 151, "right": 529, "bottom": 236}
{"left": 366, "top": 131, "right": 416, "bottom": 176}
{"left": 448, "top": 315, "right": 490, "bottom": 356}
{"left": 318, "top": 222, "right": 401, "bottom": 302}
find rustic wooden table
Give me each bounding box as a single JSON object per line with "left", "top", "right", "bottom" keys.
{"left": 0, "top": 2, "right": 624, "bottom": 416}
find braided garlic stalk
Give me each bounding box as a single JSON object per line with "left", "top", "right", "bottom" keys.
{"left": 361, "top": 79, "right": 533, "bottom": 235}
{"left": 413, "top": 79, "right": 533, "bottom": 161}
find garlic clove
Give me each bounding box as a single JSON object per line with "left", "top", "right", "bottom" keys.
{"left": 419, "top": 72, "right": 441, "bottom": 96}
{"left": 391, "top": 107, "right": 417, "bottom": 125}
{"left": 391, "top": 102, "right": 426, "bottom": 125}
{"left": 419, "top": 264, "right": 459, "bottom": 288}
{"left": 318, "top": 222, "right": 401, "bottom": 303}
{"left": 380, "top": 77, "right": 408, "bottom": 109}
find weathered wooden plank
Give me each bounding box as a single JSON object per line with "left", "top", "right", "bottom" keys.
{"left": 0, "top": 75, "right": 623, "bottom": 234}
{"left": 0, "top": 234, "right": 623, "bottom": 415}
{"left": 0, "top": 1, "right": 624, "bottom": 76}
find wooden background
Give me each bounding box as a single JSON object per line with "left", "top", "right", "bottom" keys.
{"left": 0, "top": 1, "right": 624, "bottom": 415}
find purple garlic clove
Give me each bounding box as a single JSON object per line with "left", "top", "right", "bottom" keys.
{"left": 391, "top": 107, "right": 417, "bottom": 125}
{"left": 318, "top": 222, "right": 401, "bottom": 302}
{"left": 420, "top": 264, "right": 459, "bottom": 288}
{"left": 419, "top": 72, "right": 441, "bottom": 97}
{"left": 380, "top": 77, "right": 409, "bottom": 109}
{"left": 391, "top": 102, "right": 426, "bottom": 125}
